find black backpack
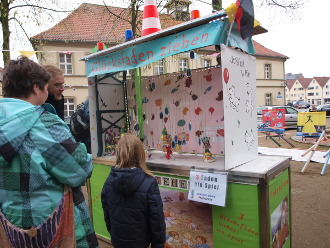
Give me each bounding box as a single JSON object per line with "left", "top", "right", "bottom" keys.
{"left": 70, "top": 102, "right": 89, "bottom": 141}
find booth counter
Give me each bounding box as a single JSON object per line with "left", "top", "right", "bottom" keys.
{"left": 90, "top": 154, "right": 291, "bottom": 248}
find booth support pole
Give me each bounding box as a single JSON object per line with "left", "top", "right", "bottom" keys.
{"left": 135, "top": 67, "right": 143, "bottom": 139}
{"left": 123, "top": 71, "right": 130, "bottom": 129}
{"left": 95, "top": 75, "right": 103, "bottom": 157}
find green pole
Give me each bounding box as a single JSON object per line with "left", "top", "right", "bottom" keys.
{"left": 135, "top": 67, "right": 143, "bottom": 139}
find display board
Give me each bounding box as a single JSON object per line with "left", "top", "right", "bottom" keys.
{"left": 296, "top": 111, "right": 326, "bottom": 137}
{"left": 262, "top": 109, "right": 286, "bottom": 128}
{"left": 221, "top": 44, "right": 258, "bottom": 170}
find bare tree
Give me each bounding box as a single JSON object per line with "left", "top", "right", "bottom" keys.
{"left": 0, "top": 0, "right": 71, "bottom": 65}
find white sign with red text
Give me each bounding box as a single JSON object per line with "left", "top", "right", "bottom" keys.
{"left": 188, "top": 170, "right": 228, "bottom": 207}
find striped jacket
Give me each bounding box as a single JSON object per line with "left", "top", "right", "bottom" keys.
{"left": 0, "top": 98, "right": 98, "bottom": 248}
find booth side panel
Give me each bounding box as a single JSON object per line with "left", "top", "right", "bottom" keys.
{"left": 90, "top": 163, "right": 111, "bottom": 240}
{"left": 268, "top": 168, "right": 291, "bottom": 248}
{"left": 212, "top": 183, "right": 260, "bottom": 247}
{"left": 221, "top": 45, "right": 258, "bottom": 170}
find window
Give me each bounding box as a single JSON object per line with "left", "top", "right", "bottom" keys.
{"left": 316, "top": 86, "right": 319, "bottom": 89}
{"left": 307, "top": 93, "right": 314, "bottom": 96}
{"left": 308, "top": 87, "right": 314, "bottom": 90}
{"left": 265, "top": 93, "right": 271, "bottom": 106}
{"left": 59, "top": 53, "right": 72, "bottom": 75}
{"left": 285, "top": 107, "right": 298, "bottom": 114}
{"left": 264, "top": 64, "right": 271, "bottom": 79}
{"left": 64, "top": 98, "right": 75, "bottom": 121}
{"left": 203, "top": 59, "right": 211, "bottom": 68}
{"left": 326, "top": 92, "right": 329, "bottom": 95}
{"left": 326, "top": 85, "right": 329, "bottom": 89}
{"left": 179, "top": 59, "right": 188, "bottom": 72}
{"left": 155, "top": 59, "right": 164, "bottom": 75}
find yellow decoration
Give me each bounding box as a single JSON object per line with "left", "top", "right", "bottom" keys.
{"left": 254, "top": 19, "right": 261, "bottom": 27}
{"left": 19, "top": 51, "right": 36, "bottom": 58}
{"left": 225, "top": 3, "right": 238, "bottom": 23}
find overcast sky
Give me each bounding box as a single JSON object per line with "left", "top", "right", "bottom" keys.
{"left": 4, "top": 0, "right": 330, "bottom": 78}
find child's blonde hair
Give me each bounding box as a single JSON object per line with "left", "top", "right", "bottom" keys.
{"left": 116, "top": 134, "right": 153, "bottom": 176}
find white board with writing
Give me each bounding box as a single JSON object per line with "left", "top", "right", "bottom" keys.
{"left": 188, "top": 170, "right": 228, "bottom": 207}
{"left": 221, "top": 44, "right": 258, "bottom": 170}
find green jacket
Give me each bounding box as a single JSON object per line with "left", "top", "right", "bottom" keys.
{"left": 0, "top": 98, "right": 98, "bottom": 247}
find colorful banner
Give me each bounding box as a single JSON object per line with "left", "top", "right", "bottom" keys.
{"left": 269, "top": 169, "right": 290, "bottom": 248}
{"left": 296, "top": 111, "right": 326, "bottom": 137}
{"left": 262, "top": 108, "right": 285, "bottom": 128}
{"left": 85, "top": 20, "right": 255, "bottom": 77}
{"left": 213, "top": 183, "right": 260, "bottom": 247}
{"left": 188, "top": 170, "right": 228, "bottom": 207}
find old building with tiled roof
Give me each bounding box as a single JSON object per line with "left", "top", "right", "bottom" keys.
{"left": 31, "top": 3, "right": 290, "bottom": 116}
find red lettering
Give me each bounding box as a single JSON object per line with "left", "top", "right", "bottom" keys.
{"left": 173, "top": 43, "right": 180, "bottom": 51}
{"left": 191, "top": 36, "right": 199, "bottom": 45}
{"left": 182, "top": 34, "right": 189, "bottom": 49}
{"left": 139, "top": 53, "right": 145, "bottom": 61}
{"left": 160, "top": 47, "right": 167, "bottom": 56}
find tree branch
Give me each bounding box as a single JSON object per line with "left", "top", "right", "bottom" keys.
{"left": 9, "top": 4, "right": 72, "bottom": 13}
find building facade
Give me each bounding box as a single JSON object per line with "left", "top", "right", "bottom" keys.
{"left": 285, "top": 77, "right": 330, "bottom": 105}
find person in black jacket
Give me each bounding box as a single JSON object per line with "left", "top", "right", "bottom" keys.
{"left": 44, "top": 65, "right": 65, "bottom": 120}
{"left": 101, "top": 134, "right": 166, "bottom": 248}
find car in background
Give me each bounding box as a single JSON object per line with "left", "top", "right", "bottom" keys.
{"left": 316, "top": 104, "right": 330, "bottom": 116}
{"left": 257, "top": 106, "right": 299, "bottom": 128}
{"left": 293, "top": 101, "right": 310, "bottom": 109}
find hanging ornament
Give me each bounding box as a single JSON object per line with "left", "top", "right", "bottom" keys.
{"left": 171, "top": 140, "right": 176, "bottom": 148}
{"left": 189, "top": 50, "right": 195, "bottom": 59}
{"left": 164, "top": 107, "right": 169, "bottom": 115}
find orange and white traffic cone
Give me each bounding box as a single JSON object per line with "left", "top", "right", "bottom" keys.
{"left": 142, "top": 0, "right": 161, "bottom": 36}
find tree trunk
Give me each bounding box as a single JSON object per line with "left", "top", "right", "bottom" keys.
{"left": 1, "top": 0, "right": 10, "bottom": 65}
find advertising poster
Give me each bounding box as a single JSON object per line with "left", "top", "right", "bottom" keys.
{"left": 262, "top": 109, "right": 285, "bottom": 128}
{"left": 269, "top": 169, "right": 291, "bottom": 248}
{"left": 221, "top": 44, "right": 258, "bottom": 170}
{"left": 212, "top": 183, "right": 260, "bottom": 247}
{"left": 188, "top": 170, "right": 228, "bottom": 207}
{"left": 156, "top": 173, "right": 214, "bottom": 248}
{"left": 296, "top": 111, "right": 326, "bottom": 137}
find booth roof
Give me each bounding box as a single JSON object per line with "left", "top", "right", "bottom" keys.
{"left": 32, "top": 3, "right": 183, "bottom": 44}
{"left": 80, "top": 10, "right": 229, "bottom": 61}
